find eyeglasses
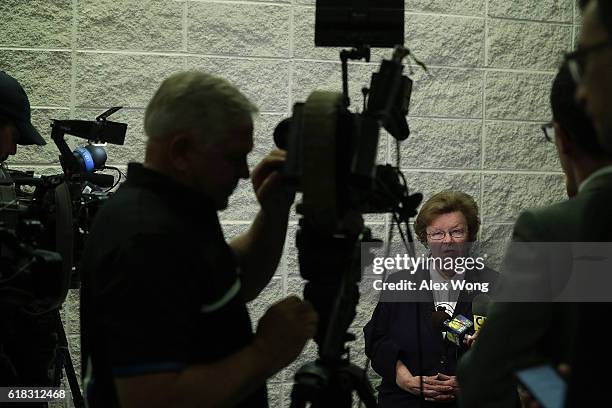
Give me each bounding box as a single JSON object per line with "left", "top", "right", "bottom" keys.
{"left": 541, "top": 122, "right": 555, "bottom": 143}
{"left": 427, "top": 228, "right": 465, "bottom": 241}
{"left": 565, "top": 41, "right": 612, "bottom": 84}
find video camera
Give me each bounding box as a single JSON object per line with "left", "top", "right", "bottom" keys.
{"left": 0, "top": 108, "right": 127, "bottom": 407}
{"left": 1, "top": 107, "right": 127, "bottom": 293}
{"left": 276, "top": 1, "right": 425, "bottom": 407}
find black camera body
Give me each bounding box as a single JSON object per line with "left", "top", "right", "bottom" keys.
{"left": 0, "top": 109, "right": 127, "bottom": 405}
{"left": 275, "top": 58, "right": 420, "bottom": 235}
{"left": 0, "top": 226, "right": 63, "bottom": 313}
{"left": 0, "top": 108, "right": 128, "bottom": 310}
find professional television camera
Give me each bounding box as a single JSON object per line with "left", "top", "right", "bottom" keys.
{"left": 3, "top": 107, "right": 127, "bottom": 285}
{"left": 0, "top": 107, "right": 127, "bottom": 407}
{"left": 274, "top": 1, "right": 426, "bottom": 407}
{"left": 0, "top": 188, "right": 81, "bottom": 406}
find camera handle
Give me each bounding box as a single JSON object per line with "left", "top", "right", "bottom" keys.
{"left": 340, "top": 46, "right": 371, "bottom": 108}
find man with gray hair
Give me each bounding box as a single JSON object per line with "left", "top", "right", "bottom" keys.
{"left": 80, "top": 71, "right": 318, "bottom": 408}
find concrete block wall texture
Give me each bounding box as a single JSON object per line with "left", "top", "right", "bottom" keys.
{"left": 0, "top": 0, "right": 580, "bottom": 406}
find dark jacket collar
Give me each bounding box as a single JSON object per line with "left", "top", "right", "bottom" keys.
{"left": 579, "top": 165, "right": 612, "bottom": 195}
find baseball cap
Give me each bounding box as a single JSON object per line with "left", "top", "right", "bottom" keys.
{"left": 0, "top": 71, "right": 46, "bottom": 145}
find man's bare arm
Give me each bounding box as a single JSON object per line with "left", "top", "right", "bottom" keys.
{"left": 229, "top": 150, "right": 293, "bottom": 302}
{"left": 115, "top": 342, "right": 273, "bottom": 408}
{"left": 116, "top": 296, "right": 317, "bottom": 408}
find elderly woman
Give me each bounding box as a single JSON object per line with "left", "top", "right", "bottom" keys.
{"left": 364, "top": 191, "right": 498, "bottom": 408}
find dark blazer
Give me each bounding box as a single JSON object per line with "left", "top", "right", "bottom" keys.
{"left": 457, "top": 169, "right": 612, "bottom": 408}
{"left": 364, "top": 266, "right": 499, "bottom": 408}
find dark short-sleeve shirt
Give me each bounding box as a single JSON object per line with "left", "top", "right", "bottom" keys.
{"left": 80, "top": 163, "right": 267, "bottom": 407}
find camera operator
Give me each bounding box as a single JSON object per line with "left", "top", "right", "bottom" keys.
{"left": 0, "top": 71, "right": 46, "bottom": 161}
{"left": 80, "top": 71, "right": 318, "bottom": 408}
{"left": 1, "top": 71, "right": 53, "bottom": 404}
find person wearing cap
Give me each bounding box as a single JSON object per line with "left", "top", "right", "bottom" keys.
{"left": 0, "top": 71, "right": 46, "bottom": 162}
{"left": 0, "top": 71, "right": 55, "bottom": 406}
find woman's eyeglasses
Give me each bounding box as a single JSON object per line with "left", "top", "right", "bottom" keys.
{"left": 427, "top": 229, "right": 465, "bottom": 241}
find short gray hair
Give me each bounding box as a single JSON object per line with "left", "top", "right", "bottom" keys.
{"left": 144, "top": 71, "right": 258, "bottom": 143}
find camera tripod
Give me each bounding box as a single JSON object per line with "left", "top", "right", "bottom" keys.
{"left": 289, "top": 219, "right": 377, "bottom": 408}
{"left": 54, "top": 309, "right": 84, "bottom": 408}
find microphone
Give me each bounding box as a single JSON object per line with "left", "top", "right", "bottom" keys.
{"left": 444, "top": 315, "right": 474, "bottom": 347}
{"left": 432, "top": 307, "right": 474, "bottom": 347}
{"left": 472, "top": 294, "right": 492, "bottom": 332}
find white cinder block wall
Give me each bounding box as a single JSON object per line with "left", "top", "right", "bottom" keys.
{"left": 1, "top": 0, "right": 579, "bottom": 406}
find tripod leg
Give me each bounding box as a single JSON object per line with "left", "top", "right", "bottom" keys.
{"left": 346, "top": 363, "right": 378, "bottom": 408}
{"left": 289, "top": 384, "right": 307, "bottom": 408}
{"left": 354, "top": 381, "right": 378, "bottom": 408}
{"left": 55, "top": 311, "right": 84, "bottom": 408}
